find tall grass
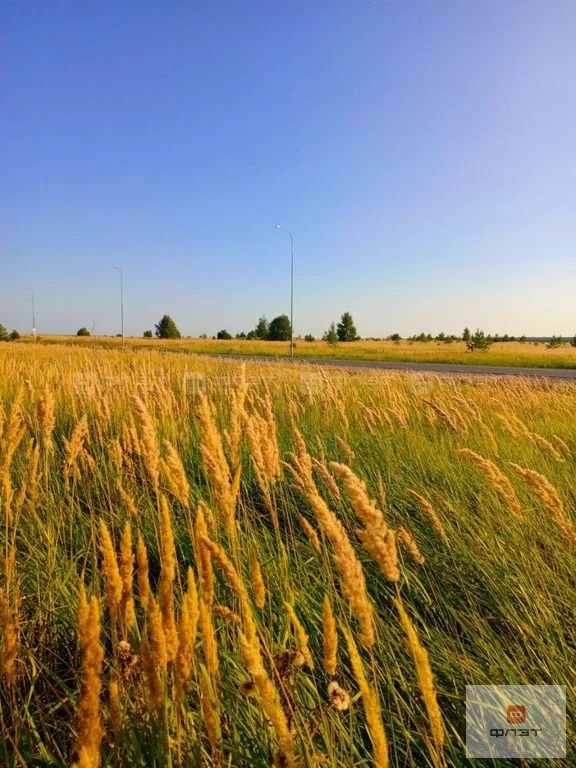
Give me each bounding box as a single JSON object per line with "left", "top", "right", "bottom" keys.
{"left": 0, "top": 343, "right": 574, "bottom": 767}
{"left": 19, "top": 335, "right": 576, "bottom": 369}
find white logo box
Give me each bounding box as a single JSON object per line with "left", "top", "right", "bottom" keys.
{"left": 466, "top": 684, "right": 566, "bottom": 759}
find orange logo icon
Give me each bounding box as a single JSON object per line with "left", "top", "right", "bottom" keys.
{"left": 507, "top": 705, "right": 526, "bottom": 724}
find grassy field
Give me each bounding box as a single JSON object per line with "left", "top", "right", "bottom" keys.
{"left": 20, "top": 335, "right": 576, "bottom": 369}
{"left": 0, "top": 343, "right": 574, "bottom": 767}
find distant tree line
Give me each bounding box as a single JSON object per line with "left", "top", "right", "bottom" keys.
{"left": 144, "top": 315, "right": 576, "bottom": 351}
{"left": 378, "top": 328, "right": 576, "bottom": 351}
{"left": 4, "top": 314, "right": 576, "bottom": 351}
{"left": 207, "top": 311, "right": 360, "bottom": 345}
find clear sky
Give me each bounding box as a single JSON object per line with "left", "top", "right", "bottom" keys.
{"left": 2, "top": 0, "right": 575, "bottom": 338}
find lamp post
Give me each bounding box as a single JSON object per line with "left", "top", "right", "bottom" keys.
{"left": 274, "top": 225, "right": 294, "bottom": 358}
{"left": 23, "top": 286, "right": 36, "bottom": 339}
{"left": 107, "top": 265, "right": 124, "bottom": 349}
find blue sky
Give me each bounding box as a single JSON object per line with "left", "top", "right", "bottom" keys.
{"left": 2, "top": 0, "right": 575, "bottom": 338}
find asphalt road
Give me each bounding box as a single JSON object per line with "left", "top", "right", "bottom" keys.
{"left": 203, "top": 354, "right": 576, "bottom": 379}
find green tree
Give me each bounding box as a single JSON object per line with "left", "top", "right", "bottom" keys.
{"left": 323, "top": 322, "right": 338, "bottom": 348}
{"left": 77, "top": 327, "right": 90, "bottom": 337}
{"left": 0, "top": 325, "right": 10, "bottom": 342}
{"left": 268, "top": 315, "right": 292, "bottom": 341}
{"left": 304, "top": 334, "right": 315, "bottom": 342}
{"left": 337, "top": 312, "right": 359, "bottom": 342}
{"left": 462, "top": 327, "right": 471, "bottom": 342}
{"left": 255, "top": 315, "right": 269, "bottom": 340}
{"left": 9, "top": 330, "right": 20, "bottom": 341}
{"left": 466, "top": 329, "right": 493, "bottom": 352}
{"left": 235, "top": 332, "right": 247, "bottom": 339}
{"left": 246, "top": 330, "right": 258, "bottom": 340}
{"left": 519, "top": 335, "right": 527, "bottom": 343}
{"left": 571, "top": 335, "right": 576, "bottom": 348}
{"left": 143, "top": 330, "right": 153, "bottom": 338}
{"left": 388, "top": 333, "right": 401, "bottom": 344}
{"left": 217, "top": 329, "right": 232, "bottom": 340}
{"left": 547, "top": 335, "right": 564, "bottom": 349}
{"left": 155, "top": 315, "right": 182, "bottom": 339}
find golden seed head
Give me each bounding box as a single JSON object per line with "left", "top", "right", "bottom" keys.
{"left": 395, "top": 598, "right": 445, "bottom": 756}
{"left": 322, "top": 595, "right": 338, "bottom": 677}
{"left": 344, "top": 628, "right": 389, "bottom": 767}
{"left": 284, "top": 601, "right": 314, "bottom": 669}
{"left": 74, "top": 593, "right": 104, "bottom": 768}
{"left": 136, "top": 535, "right": 150, "bottom": 610}
{"left": 99, "top": 521, "right": 123, "bottom": 622}
{"left": 331, "top": 462, "right": 400, "bottom": 582}
{"left": 407, "top": 489, "right": 448, "bottom": 544}
{"left": 250, "top": 549, "right": 266, "bottom": 610}
{"left": 132, "top": 395, "right": 160, "bottom": 491}
{"left": 162, "top": 439, "right": 190, "bottom": 507}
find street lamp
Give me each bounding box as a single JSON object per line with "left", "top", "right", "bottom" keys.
{"left": 23, "top": 286, "right": 36, "bottom": 339}
{"left": 274, "top": 225, "right": 294, "bottom": 358}
{"left": 107, "top": 265, "right": 124, "bottom": 349}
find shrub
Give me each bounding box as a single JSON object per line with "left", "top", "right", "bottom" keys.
{"left": 547, "top": 335, "right": 564, "bottom": 349}
{"left": 323, "top": 322, "right": 338, "bottom": 348}
{"left": 77, "top": 327, "right": 90, "bottom": 337}
{"left": 466, "top": 329, "right": 493, "bottom": 352}
{"left": 143, "top": 330, "right": 153, "bottom": 338}
{"left": 9, "top": 330, "right": 20, "bottom": 341}
{"left": 217, "top": 329, "right": 232, "bottom": 340}
{"left": 0, "top": 325, "right": 10, "bottom": 342}
{"left": 304, "top": 334, "right": 315, "bottom": 342}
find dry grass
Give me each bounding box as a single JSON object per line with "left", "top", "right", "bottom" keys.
{"left": 21, "top": 334, "right": 576, "bottom": 369}
{"left": 0, "top": 342, "right": 574, "bottom": 767}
